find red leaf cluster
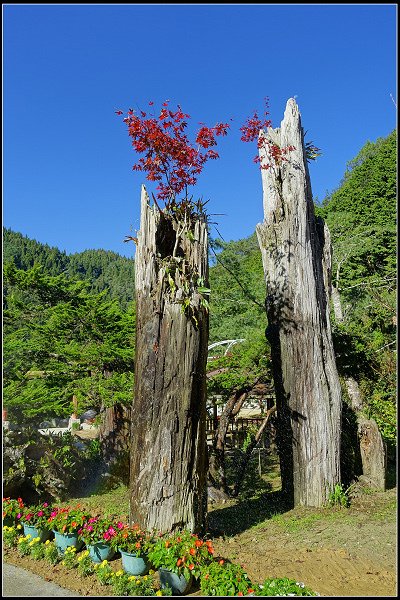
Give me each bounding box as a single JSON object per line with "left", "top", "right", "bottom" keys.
{"left": 240, "top": 98, "right": 295, "bottom": 170}
{"left": 118, "top": 101, "right": 229, "bottom": 208}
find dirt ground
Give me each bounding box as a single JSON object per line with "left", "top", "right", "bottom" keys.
{"left": 211, "top": 488, "right": 397, "bottom": 597}
{"left": 3, "top": 486, "right": 397, "bottom": 597}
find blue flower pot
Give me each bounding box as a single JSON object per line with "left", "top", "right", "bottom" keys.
{"left": 119, "top": 549, "right": 149, "bottom": 575}
{"left": 159, "top": 568, "right": 193, "bottom": 595}
{"left": 23, "top": 523, "right": 52, "bottom": 543}
{"left": 87, "top": 541, "right": 115, "bottom": 563}
{"left": 53, "top": 530, "right": 83, "bottom": 554}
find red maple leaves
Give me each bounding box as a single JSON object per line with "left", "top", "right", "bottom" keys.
{"left": 117, "top": 100, "right": 229, "bottom": 209}
{"left": 240, "top": 97, "right": 295, "bottom": 170}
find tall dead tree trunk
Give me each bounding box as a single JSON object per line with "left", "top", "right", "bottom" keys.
{"left": 256, "top": 98, "right": 342, "bottom": 507}
{"left": 130, "top": 186, "right": 209, "bottom": 533}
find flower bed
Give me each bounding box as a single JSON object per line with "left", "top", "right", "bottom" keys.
{"left": 2, "top": 496, "right": 318, "bottom": 596}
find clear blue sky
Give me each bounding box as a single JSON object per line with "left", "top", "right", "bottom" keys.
{"left": 3, "top": 4, "right": 397, "bottom": 258}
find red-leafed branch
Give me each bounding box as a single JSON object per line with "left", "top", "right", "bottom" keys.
{"left": 117, "top": 100, "right": 229, "bottom": 211}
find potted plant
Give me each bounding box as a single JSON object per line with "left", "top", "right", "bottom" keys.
{"left": 47, "top": 505, "right": 89, "bottom": 554}
{"left": 78, "top": 516, "right": 118, "bottom": 563}
{"left": 110, "top": 522, "right": 152, "bottom": 576}
{"left": 2, "top": 497, "right": 24, "bottom": 527}
{"left": 21, "top": 502, "right": 53, "bottom": 542}
{"left": 147, "top": 529, "right": 215, "bottom": 595}
{"left": 199, "top": 558, "right": 254, "bottom": 596}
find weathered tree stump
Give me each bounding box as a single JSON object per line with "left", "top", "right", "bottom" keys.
{"left": 129, "top": 186, "right": 209, "bottom": 533}
{"left": 99, "top": 403, "right": 131, "bottom": 485}
{"left": 357, "top": 416, "right": 386, "bottom": 490}
{"left": 256, "top": 98, "right": 342, "bottom": 507}
{"left": 331, "top": 276, "right": 386, "bottom": 490}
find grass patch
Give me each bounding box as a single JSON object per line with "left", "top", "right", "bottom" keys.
{"left": 58, "top": 483, "right": 130, "bottom": 520}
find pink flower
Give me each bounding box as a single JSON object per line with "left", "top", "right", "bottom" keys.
{"left": 43, "top": 503, "right": 48, "bottom": 507}
{"left": 17, "top": 513, "right": 22, "bottom": 519}
{"left": 107, "top": 527, "right": 115, "bottom": 535}
{"left": 37, "top": 511, "right": 44, "bottom": 517}
{"left": 117, "top": 521, "right": 124, "bottom": 530}
{"left": 103, "top": 532, "right": 110, "bottom": 540}
{"left": 88, "top": 517, "right": 97, "bottom": 523}
{"left": 87, "top": 525, "right": 93, "bottom": 532}
{"left": 51, "top": 511, "right": 57, "bottom": 517}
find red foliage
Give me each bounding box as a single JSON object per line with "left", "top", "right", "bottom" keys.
{"left": 117, "top": 101, "right": 229, "bottom": 208}
{"left": 240, "top": 98, "right": 295, "bottom": 170}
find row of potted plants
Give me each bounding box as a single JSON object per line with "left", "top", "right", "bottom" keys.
{"left": 3, "top": 497, "right": 318, "bottom": 596}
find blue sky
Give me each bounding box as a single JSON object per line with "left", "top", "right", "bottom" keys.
{"left": 3, "top": 4, "right": 397, "bottom": 258}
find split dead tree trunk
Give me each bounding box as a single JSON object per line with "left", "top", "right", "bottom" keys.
{"left": 129, "top": 186, "right": 209, "bottom": 533}
{"left": 256, "top": 98, "right": 342, "bottom": 507}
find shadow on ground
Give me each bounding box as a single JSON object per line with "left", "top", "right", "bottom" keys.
{"left": 207, "top": 490, "right": 291, "bottom": 537}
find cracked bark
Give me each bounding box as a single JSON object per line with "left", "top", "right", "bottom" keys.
{"left": 256, "top": 99, "right": 342, "bottom": 507}
{"left": 129, "top": 186, "right": 209, "bottom": 533}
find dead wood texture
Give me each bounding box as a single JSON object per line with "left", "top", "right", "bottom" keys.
{"left": 256, "top": 98, "right": 342, "bottom": 507}
{"left": 130, "top": 186, "right": 209, "bottom": 533}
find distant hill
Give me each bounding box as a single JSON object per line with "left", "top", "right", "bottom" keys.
{"left": 3, "top": 228, "right": 135, "bottom": 308}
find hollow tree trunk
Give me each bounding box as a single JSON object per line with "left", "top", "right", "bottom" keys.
{"left": 130, "top": 186, "right": 209, "bottom": 533}
{"left": 256, "top": 98, "right": 342, "bottom": 507}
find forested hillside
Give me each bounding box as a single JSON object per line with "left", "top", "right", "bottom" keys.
{"left": 316, "top": 129, "right": 396, "bottom": 446}
{"left": 3, "top": 229, "right": 135, "bottom": 309}
{"left": 2, "top": 130, "right": 396, "bottom": 449}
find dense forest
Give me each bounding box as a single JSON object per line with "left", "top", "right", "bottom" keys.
{"left": 3, "top": 229, "right": 136, "bottom": 309}
{"left": 2, "top": 130, "right": 396, "bottom": 453}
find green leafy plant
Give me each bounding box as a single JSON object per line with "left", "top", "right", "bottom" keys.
{"left": 77, "top": 549, "right": 95, "bottom": 577}
{"left": 93, "top": 559, "right": 113, "bottom": 585}
{"left": 110, "top": 571, "right": 167, "bottom": 597}
{"left": 2, "top": 497, "right": 25, "bottom": 524}
{"left": 30, "top": 537, "right": 46, "bottom": 560}
{"left": 78, "top": 516, "right": 118, "bottom": 546}
{"left": 252, "top": 577, "right": 318, "bottom": 596}
{"left": 199, "top": 559, "right": 254, "bottom": 596}
{"left": 61, "top": 545, "right": 78, "bottom": 568}
{"left": 47, "top": 505, "right": 90, "bottom": 533}
{"left": 242, "top": 424, "right": 259, "bottom": 453}
{"left": 147, "top": 529, "right": 215, "bottom": 579}
{"left": 2, "top": 524, "right": 22, "bottom": 547}
{"left": 110, "top": 522, "right": 152, "bottom": 557}
{"left": 43, "top": 539, "right": 61, "bottom": 564}
{"left": 17, "top": 533, "right": 34, "bottom": 556}
{"left": 85, "top": 438, "right": 101, "bottom": 460}
{"left": 21, "top": 502, "right": 53, "bottom": 529}
{"left": 327, "top": 483, "right": 350, "bottom": 508}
